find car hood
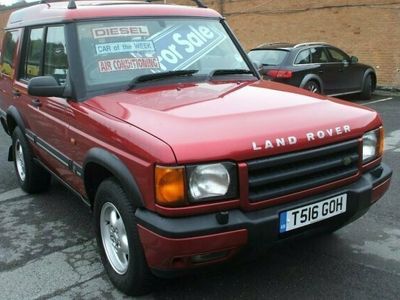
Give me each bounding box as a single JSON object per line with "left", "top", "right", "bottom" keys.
{"left": 84, "top": 80, "right": 381, "bottom": 163}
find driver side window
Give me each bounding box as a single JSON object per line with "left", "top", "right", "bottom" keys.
{"left": 20, "top": 26, "right": 68, "bottom": 85}
{"left": 327, "top": 48, "right": 349, "bottom": 63}
{"left": 44, "top": 27, "right": 68, "bottom": 86}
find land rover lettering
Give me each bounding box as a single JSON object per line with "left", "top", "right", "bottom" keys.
{"left": 252, "top": 125, "right": 351, "bottom": 151}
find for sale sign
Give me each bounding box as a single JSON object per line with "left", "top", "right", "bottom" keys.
{"left": 148, "top": 24, "right": 226, "bottom": 71}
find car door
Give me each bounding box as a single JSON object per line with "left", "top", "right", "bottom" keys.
{"left": 309, "top": 46, "right": 339, "bottom": 95}
{"left": 14, "top": 25, "right": 72, "bottom": 179}
{"left": 0, "top": 30, "right": 21, "bottom": 115}
{"left": 326, "top": 47, "right": 363, "bottom": 93}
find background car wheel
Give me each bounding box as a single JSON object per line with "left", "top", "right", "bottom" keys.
{"left": 12, "top": 127, "right": 51, "bottom": 193}
{"left": 94, "top": 178, "right": 154, "bottom": 296}
{"left": 304, "top": 80, "right": 321, "bottom": 94}
{"left": 359, "top": 74, "right": 373, "bottom": 100}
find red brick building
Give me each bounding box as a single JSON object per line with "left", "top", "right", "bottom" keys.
{"left": 1, "top": 0, "right": 399, "bottom": 88}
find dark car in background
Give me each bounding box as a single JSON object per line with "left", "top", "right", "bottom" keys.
{"left": 248, "top": 42, "right": 376, "bottom": 99}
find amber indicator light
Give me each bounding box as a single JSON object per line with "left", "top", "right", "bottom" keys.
{"left": 155, "top": 166, "right": 186, "bottom": 206}
{"left": 378, "top": 127, "right": 384, "bottom": 157}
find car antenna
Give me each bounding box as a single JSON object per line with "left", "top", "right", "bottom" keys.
{"left": 193, "top": 0, "right": 207, "bottom": 8}
{"left": 68, "top": 0, "right": 77, "bottom": 9}
{"left": 39, "top": 0, "right": 51, "bottom": 7}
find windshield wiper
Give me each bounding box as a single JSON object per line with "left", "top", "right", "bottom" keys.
{"left": 209, "top": 69, "right": 254, "bottom": 78}
{"left": 128, "top": 70, "right": 199, "bottom": 90}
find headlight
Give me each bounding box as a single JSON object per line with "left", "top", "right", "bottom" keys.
{"left": 187, "top": 162, "right": 237, "bottom": 202}
{"left": 187, "top": 163, "right": 229, "bottom": 201}
{"left": 362, "top": 127, "right": 384, "bottom": 163}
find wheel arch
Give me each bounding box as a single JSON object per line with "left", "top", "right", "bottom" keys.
{"left": 6, "top": 106, "right": 26, "bottom": 135}
{"left": 83, "top": 148, "right": 144, "bottom": 209}
{"left": 299, "top": 74, "right": 324, "bottom": 93}
{"left": 363, "top": 69, "right": 376, "bottom": 91}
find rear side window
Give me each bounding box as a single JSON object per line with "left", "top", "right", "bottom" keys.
{"left": 20, "top": 26, "right": 68, "bottom": 85}
{"left": 1, "top": 30, "right": 20, "bottom": 77}
{"left": 294, "top": 49, "right": 311, "bottom": 64}
{"left": 248, "top": 50, "right": 287, "bottom": 66}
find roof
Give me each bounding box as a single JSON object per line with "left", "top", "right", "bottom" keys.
{"left": 6, "top": 1, "right": 221, "bottom": 29}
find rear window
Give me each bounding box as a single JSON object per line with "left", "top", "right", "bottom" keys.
{"left": 248, "top": 50, "right": 288, "bottom": 66}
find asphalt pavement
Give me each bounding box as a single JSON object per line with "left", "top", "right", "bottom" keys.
{"left": 0, "top": 92, "right": 399, "bottom": 299}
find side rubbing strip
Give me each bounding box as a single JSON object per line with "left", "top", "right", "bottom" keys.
{"left": 25, "top": 129, "right": 83, "bottom": 177}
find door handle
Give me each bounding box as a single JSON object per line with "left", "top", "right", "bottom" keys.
{"left": 31, "top": 99, "right": 42, "bottom": 108}
{"left": 12, "top": 89, "right": 21, "bottom": 97}
{"left": 318, "top": 70, "right": 324, "bottom": 74}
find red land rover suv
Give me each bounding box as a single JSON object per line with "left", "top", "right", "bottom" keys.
{"left": 0, "top": 1, "right": 392, "bottom": 296}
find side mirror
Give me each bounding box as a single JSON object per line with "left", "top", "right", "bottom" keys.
{"left": 28, "top": 76, "right": 66, "bottom": 97}
{"left": 350, "top": 56, "right": 358, "bottom": 64}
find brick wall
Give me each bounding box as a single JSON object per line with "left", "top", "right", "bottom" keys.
{"left": 1, "top": 0, "right": 399, "bottom": 87}
{"left": 0, "top": 10, "right": 10, "bottom": 40}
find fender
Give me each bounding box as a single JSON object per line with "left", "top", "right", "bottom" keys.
{"left": 6, "top": 105, "right": 26, "bottom": 134}
{"left": 83, "top": 148, "right": 144, "bottom": 208}
{"left": 299, "top": 74, "right": 324, "bottom": 93}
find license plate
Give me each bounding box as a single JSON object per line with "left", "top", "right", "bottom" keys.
{"left": 279, "top": 194, "right": 347, "bottom": 233}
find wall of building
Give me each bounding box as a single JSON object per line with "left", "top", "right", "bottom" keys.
{"left": 1, "top": 0, "right": 399, "bottom": 87}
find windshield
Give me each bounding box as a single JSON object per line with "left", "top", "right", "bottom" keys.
{"left": 248, "top": 49, "right": 288, "bottom": 66}
{"left": 77, "top": 18, "right": 251, "bottom": 90}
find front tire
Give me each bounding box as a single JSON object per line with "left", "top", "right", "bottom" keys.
{"left": 94, "top": 178, "right": 154, "bottom": 296}
{"left": 12, "top": 127, "right": 51, "bottom": 193}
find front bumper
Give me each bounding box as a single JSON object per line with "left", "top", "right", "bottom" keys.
{"left": 136, "top": 163, "right": 392, "bottom": 272}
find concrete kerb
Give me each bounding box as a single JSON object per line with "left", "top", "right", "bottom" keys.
{"left": 376, "top": 86, "right": 400, "bottom": 96}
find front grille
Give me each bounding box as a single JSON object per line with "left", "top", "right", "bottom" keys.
{"left": 247, "top": 140, "right": 360, "bottom": 202}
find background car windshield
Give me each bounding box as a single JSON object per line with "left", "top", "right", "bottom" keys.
{"left": 77, "top": 18, "right": 249, "bottom": 89}
{"left": 248, "top": 50, "right": 287, "bottom": 66}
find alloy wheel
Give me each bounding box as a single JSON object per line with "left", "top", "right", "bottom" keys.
{"left": 14, "top": 139, "right": 26, "bottom": 182}
{"left": 100, "top": 202, "right": 130, "bottom": 275}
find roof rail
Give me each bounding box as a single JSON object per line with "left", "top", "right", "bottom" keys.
{"left": 66, "top": 0, "right": 207, "bottom": 9}
{"left": 293, "top": 42, "right": 329, "bottom": 48}
{"left": 145, "top": 0, "right": 207, "bottom": 7}
{"left": 258, "top": 42, "right": 291, "bottom": 46}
